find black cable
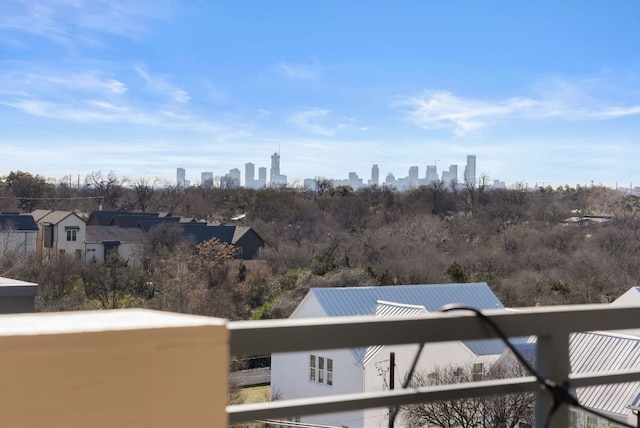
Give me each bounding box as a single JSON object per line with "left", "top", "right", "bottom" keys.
{"left": 440, "top": 304, "right": 635, "bottom": 428}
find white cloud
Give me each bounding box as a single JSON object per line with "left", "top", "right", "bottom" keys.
{"left": 0, "top": 68, "right": 128, "bottom": 97}
{"left": 134, "top": 64, "right": 190, "bottom": 103}
{"left": 289, "top": 108, "right": 336, "bottom": 136}
{"left": 0, "top": 64, "right": 247, "bottom": 135}
{"left": 395, "top": 82, "right": 640, "bottom": 135}
{"left": 274, "top": 61, "right": 319, "bottom": 80}
{"left": 0, "top": 0, "right": 175, "bottom": 46}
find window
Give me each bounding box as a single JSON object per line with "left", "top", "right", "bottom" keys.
{"left": 586, "top": 415, "right": 597, "bottom": 428}
{"left": 309, "top": 355, "right": 316, "bottom": 382}
{"left": 66, "top": 229, "right": 77, "bottom": 241}
{"left": 309, "top": 354, "right": 333, "bottom": 385}
{"left": 472, "top": 362, "right": 484, "bottom": 381}
{"left": 75, "top": 249, "right": 82, "bottom": 259}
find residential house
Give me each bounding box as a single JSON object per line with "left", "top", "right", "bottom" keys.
{"left": 0, "top": 213, "right": 38, "bottom": 256}
{"left": 271, "top": 283, "right": 521, "bottom": 428}
{"left": 85, "top": 225, "right": 147, "bottom": 264}
{"left": 32, "top": 210, "right": 86, "bottom": 260}
{"left": 502, "top": 330, "right": 640, "bottom": 427}
{"left": 33, "top": 210, "right": 265, "bottom": 263}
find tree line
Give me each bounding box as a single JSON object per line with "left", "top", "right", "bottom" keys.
{"left": 2, "top": 170, "right": 640, "bottom": 319}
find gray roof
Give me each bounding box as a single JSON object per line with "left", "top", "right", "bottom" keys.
{"left": 0, "top": 213, "right": 38, "bottom": 231}
{"left": 504, "top": 331, "right": 640, "bottom": 417}
{"left": 570, "top": 331, "right": 640, "bottom": 416}
{"left": 85, "top": 225, "right": 146, "bottom": 243}
{"left": 310, "top": 283, "right": 503, "bottom": 317}
{"left": 307, "top": 283, "right": 520, "bottom": 362}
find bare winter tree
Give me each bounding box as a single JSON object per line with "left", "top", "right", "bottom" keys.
{"left": 402, "top": 359, "right": 533, "bottom": 428}
{"left": 84, "top": 171, "right": 122, "bottom": 210}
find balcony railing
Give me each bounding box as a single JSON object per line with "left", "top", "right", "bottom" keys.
{"left": 228, "top": 304, "right": 640, "bottom": 428}
{"left": 1, "top": 304, "right": 640, "bottom": 427}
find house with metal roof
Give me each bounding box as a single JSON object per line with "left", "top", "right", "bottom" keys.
{"left": 270, "top": 282, "right": 519, "bottom": 428}
{"left": 500, "top": 330, "right": 640, "bottom": 427}
{"left": 0, "top": 213, "right": 38, "bottom": 256}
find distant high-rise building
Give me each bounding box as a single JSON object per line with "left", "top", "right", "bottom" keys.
{"left": 464, "top": 155, "right": 476, "bottom": 185}
{"left": 385, "top": 172, "right": 396, "bottom": 186}
{"left": 442, "top": 164, "right": 458, "bottom": 187}
{"left": 270, "top": 151, "right": 286, "bottom": 187}
{"left": 177, "top": 168, "right": 186, "bottom": 188}
{"left": 408, "top": 166, "right": 419, "bottom": 188}
{"left": 222, "top": 168, "right": 241, "bottom": 189}
{"left": 369, "top": 164, "right": 379, "bottom": 186}
{"left": 245, "top": 163, "right": 255, "bottom": 188}
{"left": 348, "top": 172, "right": 363, "bottom": 190}
{"left": 258, "top": 167, "right": 267, "bottom": 188}
{"left": 426, "top": 165, "right": 438, "bottom": 183}
{"left": 201, "top": 171, "right": 214, "bottom": 188}
{"left": 270, "top": 152, "right": 280, "bottom": 187}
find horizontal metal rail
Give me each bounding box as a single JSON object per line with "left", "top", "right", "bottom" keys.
{"left": 228, "top": 304, "right": 640, "bottom": 355}
{"left": 227, "top": 304, "right": 640, "bottom": 427}
{"left": 227, "top": 370, "right": 640, "bottom": 424}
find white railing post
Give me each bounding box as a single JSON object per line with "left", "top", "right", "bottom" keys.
{"left": 535, "top": 332, "right": 570, "bottom": 428}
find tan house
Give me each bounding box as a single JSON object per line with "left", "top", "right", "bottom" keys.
{"left": 32, "top": 210, "right": 87, "bottom": 261}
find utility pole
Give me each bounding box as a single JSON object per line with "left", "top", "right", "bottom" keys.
{"left": 388, "top": 352, "right": 395, "bottom": 428}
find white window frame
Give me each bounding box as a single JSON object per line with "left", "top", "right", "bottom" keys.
{"left": 309, "top": 354, "right": 333, "bottom": 386}
{"left": 66, "top": 229, "right": 77, "bottom": 242}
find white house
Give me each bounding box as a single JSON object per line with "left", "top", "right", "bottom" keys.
{"left": 270, "top": 282, "right": 520, "bottom": 428}
{"left": 84, "top": 225, "right": 146, "bottom": 264}
{"left": 32, "top": 210, "right": 87, "bottom": 261}
{"left": 0, "top": 213, "right": 38, "bottom": 256}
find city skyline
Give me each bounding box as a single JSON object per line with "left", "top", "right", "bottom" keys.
{"left": 2, "top": 2, "right": 640, "bottom": 188}
{"left": 176, "top": 152, "right": 487, "bottom": 191}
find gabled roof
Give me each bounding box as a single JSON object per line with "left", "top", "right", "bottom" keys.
{"left": 87, "top": 210, "right": 159, "bottom": 226}
{"left": 308, "top": 283, "right": 503, "bottom": 317}
{"left": 609, "top": 287, "right": 640, "bottom": 336}
{"left": 109, "top": 214, "right": 165, "bottom": 228}
{"left": 30, "top": 209, "right": 52, "bottom": 222}
{"left": 136, "top": 217, "right": 181, "bottom": 232}
{"left": 232, "top": 225, "right": 264, "bottom": 245}
{"left": 300, "top": 283, "right": 520, "bottom": 364}
{"left": 612, "top": 286, "right": 640, "bottom": 306}
{"left": 507, "top": 331, "right": 640, "bottom": 417}
{"left": 37, "top": 211, "right": 83, "bottom": 225}
{"left": 0, "top": 213, "right": 38, "bottom": 231}
{"left": 85, "top": 226, "right": 147, "bottom": 243}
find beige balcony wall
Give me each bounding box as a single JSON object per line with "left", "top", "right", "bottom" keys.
{"left": 0, "top": 309, "right": 228, "bottom": 428}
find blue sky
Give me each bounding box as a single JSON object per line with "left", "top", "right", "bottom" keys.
{"left": 1, "top": 0, "right": 640, "bottom": 188}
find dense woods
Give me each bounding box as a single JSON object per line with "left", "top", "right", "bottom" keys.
{"left": 2, "top": 170, "right": 640, "bottom": 319}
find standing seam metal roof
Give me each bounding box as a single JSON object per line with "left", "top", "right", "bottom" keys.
{"left": 310, "top": 283, "right": 519, "bottom": 363}
{"left": 510, "top": 331, "right": 640, "bottom": 417}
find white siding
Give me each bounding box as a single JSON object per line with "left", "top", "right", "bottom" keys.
{"left": 271, "top": 294, "right": 366, "bottom": 428}
{"left": 0, "top": 231, "right": 37, "bottom": 256}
